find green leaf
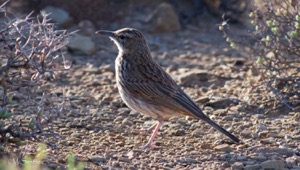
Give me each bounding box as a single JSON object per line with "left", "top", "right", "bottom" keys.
{"left": 67, "top": 153, "right": 75, "bottom": 170}
{"left": 23, "top": 156, "right": 33, "bottom": 170}
{"left": 28, "top": 119, "right": 35, "bottom": 129}
{"left": 266, "top": 20, "right": 272, "bottom": 27}
{"left": 249, "top": 12, "right": 254, "bottom": 18}
{"left": 255, "top": 25, "right": 259, "bottom": 31}
{"left": 35, "top": 143, "right": 47, "bottom": 161}
{"left": 271, "top": 27, "right": 278, "bottom": 34}
{"left": 67, "top": 153, "right": 85, "bottom": 170}
{"left": 0, "top": 108, "right": 11, "bottom": 119}
{"left": 265, "top": 35, "right": 271, "bottom": 41}
{"left": 256, "top": 57, "right": 263, "bottom": 64}
{"left": 230, "top": 42, "right": 237, "bottom": 49}
{"left": 290, "top": 31, "right": 298, "bottom": 38}
{"left": 295, "top": 22, "right": 300, "bottom": 29}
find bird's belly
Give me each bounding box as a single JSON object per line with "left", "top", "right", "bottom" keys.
{"left": 117, "top": 83, "right": 180, "bottom": 120}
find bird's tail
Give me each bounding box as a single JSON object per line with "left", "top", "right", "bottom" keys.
{"left": 164, "top": 88, "right": 240, "bottom": 143}
{"left": 203, "top": 117, "right": 240, "bottom": 143}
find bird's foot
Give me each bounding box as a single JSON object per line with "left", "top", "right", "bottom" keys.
{"left": 141, "top": 142, "right": 160, "bottom": 150}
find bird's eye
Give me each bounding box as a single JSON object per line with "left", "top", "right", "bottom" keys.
{"left": 119, "top": 35, "right": 125, "bottom": 40}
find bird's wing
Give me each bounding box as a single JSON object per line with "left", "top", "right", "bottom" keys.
{"left": 155, "top": 84, "right": 208, "bottom": 119}
{"left": 122, "top": 61, "right": 207, "bottom": 119}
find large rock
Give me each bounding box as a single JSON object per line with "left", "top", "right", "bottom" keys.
{"left": 88, "top": 156, "right": 106, "bottom": 163}
{"left": 67, "top": 34, "right": 95, "bottom": 55}
{"left": 203, "top": 0, "right": 249, "bottom": 23}
{"left": 244, "top": 164, "right": 261, "bottom": 170}
{"left": 177, "top": 70, "right": 209, "bottom": 87}
{"left": 146, "top": 3, "right": 181, "bottom": 33}
{"left": 78, "top": 20, "right": 97, "bottom": 36}
{"left": 205, "top": 98, "right": 239, "bottom": 109}
{"left": 261, "top": 160, "right": 285, "bottom": 170}
{"left": 41, "top": 6, "right": 73, "bottom": 28}
{"left": 286, "top": 156, "right": 300, "bottom": 168}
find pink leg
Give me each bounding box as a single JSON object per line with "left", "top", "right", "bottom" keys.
{"left": 142, "top": 120, "right": 164, "bottom": 150}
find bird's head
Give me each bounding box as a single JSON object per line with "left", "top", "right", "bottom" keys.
{"left": 96, "top": 28, "right": 148, "bottom": 54}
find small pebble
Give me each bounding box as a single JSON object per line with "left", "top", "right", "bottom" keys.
{"left": 214, "top": 144, "right": 232, "bottom": 153}
{"left": 231, "top": 162, "right": 244, "bottom": 170}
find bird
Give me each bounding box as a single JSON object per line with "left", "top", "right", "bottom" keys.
{"left": 96, "top": 28, "right": 240, "bottom": 149}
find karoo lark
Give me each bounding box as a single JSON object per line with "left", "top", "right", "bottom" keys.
{"left": 96, "top": 28, "right": 240, "bottom": 149}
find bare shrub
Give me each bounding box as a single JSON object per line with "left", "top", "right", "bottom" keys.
{"left": 0, "top": 1, "right": 70, "bottom": 140}
{"left": 220, "top": 0, "right": 300, "bottom": 111}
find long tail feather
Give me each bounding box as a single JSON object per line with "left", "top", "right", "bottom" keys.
{"left": 203, "top": 117, "right": 240, "bottom": 143}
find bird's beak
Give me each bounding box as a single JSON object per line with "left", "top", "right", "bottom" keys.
{"left": 95, "top": 30, "right": 115, "bottom": 37}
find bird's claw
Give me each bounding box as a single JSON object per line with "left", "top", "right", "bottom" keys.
{"left": 141, "top": 142, "right": 159, "bottom": 150}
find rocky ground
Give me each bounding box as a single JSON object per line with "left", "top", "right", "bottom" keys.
{"left": 1, "top": 1, "right": 300, "bottom": 170}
